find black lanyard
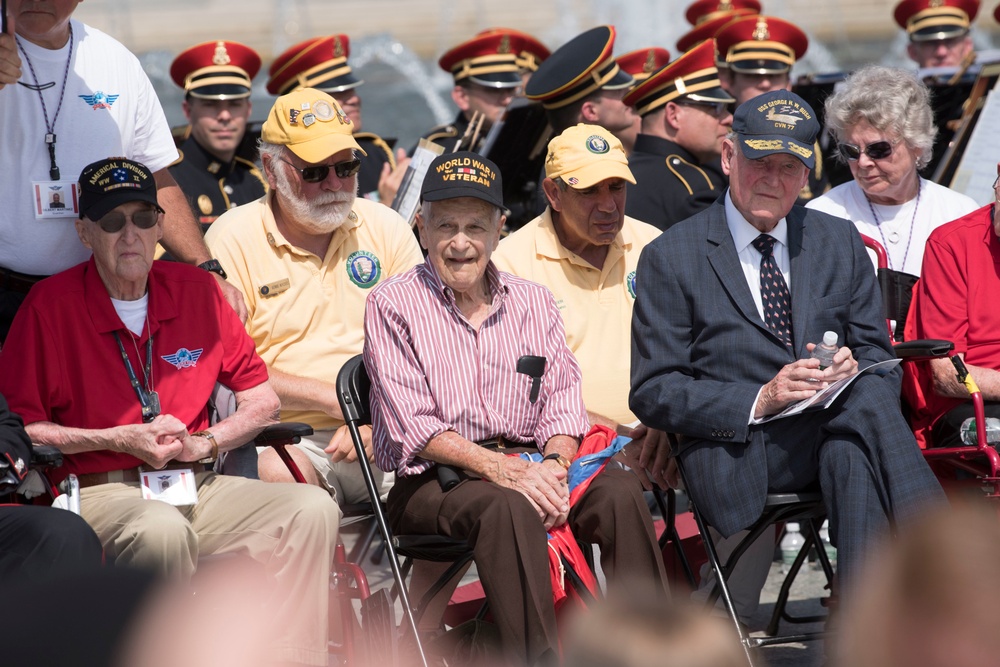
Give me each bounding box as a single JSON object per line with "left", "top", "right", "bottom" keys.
{"left": 113, "top": 331, "right": 159, "bottom": 423}
{"left": 16, "top": 23, "right": 74, "bottom": 181}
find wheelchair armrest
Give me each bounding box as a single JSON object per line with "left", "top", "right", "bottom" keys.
{"left": 253, "top": 422, "right": 314, "bottom": 446}
{"left": 894, "top": 339, "right": 954, "bottom": 359}
{"left": 30, "top": 445, "right": 63, "bottom": 468}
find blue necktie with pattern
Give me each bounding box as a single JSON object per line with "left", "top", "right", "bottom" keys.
{"left": 751, "top": 234, "right": 793, "bottom": 351}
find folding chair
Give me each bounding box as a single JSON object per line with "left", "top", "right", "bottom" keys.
{"left": 675, "top": 452, "right": 834, "bottom": 667}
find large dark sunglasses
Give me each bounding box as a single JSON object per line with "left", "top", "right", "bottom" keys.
{"left": 96, "top": 208, "right": 161, "bottom": 233}
{"left": 280, "top": 157, "right": 361, "bottom": 183}
{"left": 838, "top": 140, "right": 894, "bottom": 162}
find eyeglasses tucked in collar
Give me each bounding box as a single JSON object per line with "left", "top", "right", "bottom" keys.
{"left": 837, "top": 140, "right": 896, "bottom": 162}
{"left": 279, "top": 157, "right": 362, "bottom": 183}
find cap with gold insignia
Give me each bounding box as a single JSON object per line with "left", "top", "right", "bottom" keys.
{"left": 267, "top": 34, "right": 363, "bottom": 96}
{"left": 544, "top": 123, "right": 635, "bottom": 188}
{"left": 676, "top": 8, "right": 759, "bottom": 54}
{"left": 616, "top": 47, "right": 672, "bottom": 84}
{"left": 685, "top": 0, "right": 762, "bottom": 25}
{"left": 731, "top": 90, "right": 819, "bottom": 168}
{"left": 170, "top": 40, "right": 261, "bottom": 99}
{"left": 894, "top": 0, "right": 979, "bottom": 42}
{"left": 623, "top": 40, "right": 734, "bottom": 117}
{"left": 78, "top": 158, "right": 164, "bottom": 221}
{"left": 715, "top": 15, "right": 809, "bottom": 75}
{"left": 261, "top": 88, "right": 366, "bottom": 164}
{"left": 420, "top": 151, "right": 505, "bottom": 209}
{"left": 438, "top": 32, "right": 523, "bottom": 89}
{"left": 524, "top": 26, "right": 634, "bottom": 110}
{"left": 476, "top": 28, "right": 551, "bottom": 73}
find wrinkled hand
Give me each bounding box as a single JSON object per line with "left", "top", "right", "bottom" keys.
{"left": 489, "top": 456, "right": 569, "bottom": 530}
{"left": 377, "top": 149, "right": 410, "bottom": 206}
{"left": 614, "top": 424, "right": 672, "bottom": 491}
{"left": 805, "top": 342, "right": 858, "bottom": 383}
{"left": 118, "top": 414, "right": 187, "bottom": 468}
{"left": 176, "top": 431, "right": 214, "bottom": 462}
{"left": 0, "top": 17, "right": 21, "bottom": 90}
{"left": 324, "top": 424, "right": 372, "bottom": 463}
{"left": 213, "top": 273, "right": 248, "bottom": 324}
{"left": 755, "top": 358, "right": 827, "bottom": 419}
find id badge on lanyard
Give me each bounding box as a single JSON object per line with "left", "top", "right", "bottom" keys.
{"left": 33, "top": 181, "right": 80, "bottom": 219}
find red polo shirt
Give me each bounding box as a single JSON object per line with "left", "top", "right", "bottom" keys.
{"left": 0, "top": 257, "right": 268, "bottom": 478}
{"left": 905, "top": 204, "right": 1000, "bottom": 447}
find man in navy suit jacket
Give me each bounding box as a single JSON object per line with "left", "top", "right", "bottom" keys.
{"left": 630, "top": 90, "right": 944, "bottom": 591}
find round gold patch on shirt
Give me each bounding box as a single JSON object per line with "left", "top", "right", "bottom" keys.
{"left": 197, "top": 195, "right": 213, "bottom": 215}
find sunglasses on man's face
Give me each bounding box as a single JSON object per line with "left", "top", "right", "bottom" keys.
{"left": 838, "top": 140, "right": 895, "bottom": 162}
{"left": 96, "top": 208, "right": 161, "bottom": 233}
{"left": 280, "top": 157, "right": 362, "bottom": 183}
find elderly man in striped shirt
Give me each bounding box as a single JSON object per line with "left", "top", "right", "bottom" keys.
{"left": 363, "top": 151, "right": 667, "bottom": 666}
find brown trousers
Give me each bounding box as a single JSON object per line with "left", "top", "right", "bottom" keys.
{"left": 389, "top": 465, "right": 668, "bottom": 665}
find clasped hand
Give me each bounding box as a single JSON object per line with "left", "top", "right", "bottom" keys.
{"left": 489, "top": 455, "right": 569, "bottom": 530}
{"left": 120, "top": 415, "right": 213, "bottom": 468}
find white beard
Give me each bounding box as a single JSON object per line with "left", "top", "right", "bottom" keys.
{"left": 274, "top": 165, "right": 357, "bottom": 234}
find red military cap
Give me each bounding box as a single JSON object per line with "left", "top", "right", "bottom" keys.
{"left": 616, "top": 47, "right": 672, "bottom": 83}
{"left": 438, "top": 32, "right": 523, "bottom": 88}
{"left": 623, "top": 40, "right": 734, "bottom": 117}
{"left": 524, "top": 26, "right": 633, "bottom": 110}
{"left": 715, "top": 15, "right": 809, "bottom": 74}
{"left": 476, "top": 28, "right": 551, "bottom": 73}
{"left": 170, "top": 40, "right": 260, "bottom": 99}
{"left": 894, "top": 0, "right": 979, "bottom": 41}
{"left": 676, "top": 8, "right": 759, "bottom": 54}
{"left": 685, "top": 0, "right": 762, "bottom": 26}
{"left": 267, "top": 35, "right": 362, "bottom": 97}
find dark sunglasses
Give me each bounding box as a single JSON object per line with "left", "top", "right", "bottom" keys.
{"left": 678, "top": 100, "right": 732, "bottom": 118}
{"left": 838, "top": 140, "right": 895, "bottom": 162}
{"left": 96, "top": 208, "right": 161, "bottom": 233}
{"left": 280, "top": 157, "right": 361, "bottom": 183}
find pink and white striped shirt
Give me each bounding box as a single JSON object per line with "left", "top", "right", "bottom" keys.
{"left": 364, "top": 259, "right": 589, "bottom": 476}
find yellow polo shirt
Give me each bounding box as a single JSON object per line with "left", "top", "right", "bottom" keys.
{"left": 493, "top": 209, "right": 661, "bottom": 425}
{"left": 206, "top": 193, "right": 423, "bottom": 430}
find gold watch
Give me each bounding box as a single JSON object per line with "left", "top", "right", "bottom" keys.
{"left": 192, "top": 430, "right": 219, "bottom": 460}
{"left": 542, "top": 452, "right": 571, "bottom": 470}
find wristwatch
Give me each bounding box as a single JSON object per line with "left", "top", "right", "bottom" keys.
{"left": 198, "top": 259, "right": 227, "bottom": 280}
{"left": 542, "top": 452, "right": 572, "bottom": 470}
{"left": 191, "top": 430, "right": 219, "bottom": 460}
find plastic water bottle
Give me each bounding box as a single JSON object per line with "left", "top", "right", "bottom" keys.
{"left": 810, "top": 331, "right": 839, "bottom": 370}
{"left": 780, "top": 522, "right": 805, "bottom": 573}
{"left": 960, "top": 417, "right": 1000, "bottom": 446}
{"left": 818, "top": 519, "right": 836, "bottom": 568}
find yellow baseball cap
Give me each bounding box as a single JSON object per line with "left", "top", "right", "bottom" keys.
{"left": 260, "top": 88, "right": 366, "bottom": 164}
{"left": 544, "top": 124, "right": 635, "bottom": 189}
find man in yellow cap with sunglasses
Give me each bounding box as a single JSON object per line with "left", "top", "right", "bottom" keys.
{"left": 205, "top": 89, "right": 423, "bottom": 506}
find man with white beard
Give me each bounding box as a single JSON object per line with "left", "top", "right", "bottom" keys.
{"left": 206, "top": 89, "right": 422, "bottom": 505}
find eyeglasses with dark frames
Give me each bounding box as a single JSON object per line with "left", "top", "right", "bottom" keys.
{"left": 95, "top": 208, "right": 161, "bottom": 233}
{"left": 279, "top": 157, "right": 362, "bottom": 183}
{"left": 838, "top": 140, "right": 895, "bottom": 162}
{"left": 677, "top": 100, "right": 732, "bottom": 118}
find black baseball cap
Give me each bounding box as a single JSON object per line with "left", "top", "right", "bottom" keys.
{"left": 420, "top": 151, "right": 505, "bottom": 210}
{"left": 731, "top": 90, "right": 820, "bottom": 168}
{"left": 78, "top": 158, "right": 163, "bottom": 220}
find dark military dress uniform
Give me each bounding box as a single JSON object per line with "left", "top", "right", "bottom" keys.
{"left": 169, "top": 136, "right": 266, "bottom": 230}
{"left": 412, "top": 112, "right": 480, "bottom": 155}
{"left": 626, "top": 135, "right": 723, "bottom": 230}
{"left": 354, "top": 132, "right": 397, "bottom": 201}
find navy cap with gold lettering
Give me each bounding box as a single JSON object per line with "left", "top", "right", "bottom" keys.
{"left": 78, "top": 158, "right": 163, "bottom": 221}
{"left": 524, "top": 26, "right": 634, "bottom": 110}
{"left": 267, "top": 35, "right": 363, "bottom": 96}
{"left": 170, "top": 41, "right": 260, "bottom": 100}
{"left": 624, "top": 40, "right": 734, "bottom": 117}
{"left": 421, "top": 151, "right": 505, "bottom": 209}
{"left": 715, "top": 15, "right": 809, "bottom": 75}
{"left": 894, "top": 0, "right": 979, "bottom": 42}
{"left": 731, "top": 90, "right": 819, "bottom": 168}
{"left": 438, "top": 33, "right": 523, "bottom": 89}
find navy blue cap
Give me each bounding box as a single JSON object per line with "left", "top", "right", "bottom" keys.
{"left": 421, "top": 151, "right": 505, "bottom": 210}
{"left": 524, "top": 26, "right": 633, "bottom": 110}
{"left": 731, "top": 90, "right": 819, "bottom": 168}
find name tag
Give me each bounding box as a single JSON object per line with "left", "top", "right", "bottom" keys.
{"left": 140, "top": 469, "right": 199, "bottom": 506}
{"left": 33, "top": 181, "right": 79, "bottom": 219}
{"left": 259, "top": 278, "right": 290, "bottom": 297}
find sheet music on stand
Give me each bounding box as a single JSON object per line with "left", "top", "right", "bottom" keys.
{"left": 390, "top": 138, "right": 445, "bottom": 226}
{"left": 949, "top": 69, "right": 1000, "bottom": 207}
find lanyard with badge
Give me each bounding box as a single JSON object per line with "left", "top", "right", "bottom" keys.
{"left": 16, "top": 22, "right": 80, "bottom": 219}
{"left": 113, "top": 331, "right": 160, "bottom": 423}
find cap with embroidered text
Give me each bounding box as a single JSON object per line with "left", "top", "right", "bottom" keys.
{"left": 544, "top": 124, "right": 635, "bottom": 189}
{"left": 170, "top": 41, "right": 260, "bottom": 99}
{"left": 731, "top": 90, "right": 819, "bottom": 168}
{"left": 421, "top": 151, "right": 505, "bottom": 210}
{"left": 261, "top": 88, "right": 366, "bottom": 164}
{"left": 78, "top": 158, "right": 163, "bottom": 221}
